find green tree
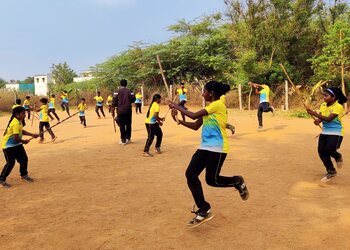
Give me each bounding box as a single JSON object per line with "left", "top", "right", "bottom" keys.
{"left": 0, "top": 77, "right": 7, "bottom": 88}
{"left": 22, "top": 76, "right": 34, "bottom": 83}
{"left": 51, "top": 62, "right": 77, "bottom": 85}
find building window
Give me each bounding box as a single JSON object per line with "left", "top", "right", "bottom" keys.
{"left": 36, "top": 78, "right": 39, "bottom": 83}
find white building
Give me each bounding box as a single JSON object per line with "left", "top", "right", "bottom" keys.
{"left": 5, "top": 82, "right": 19, "bottom": 91}
{"left": 73, "top": 71, "right": 95, "bottom": 82}
{"left": 34, "top": 74, "right": 52, "bottom": 96}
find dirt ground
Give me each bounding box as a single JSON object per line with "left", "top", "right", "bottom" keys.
{"left": 0, "top": 106, "right": 350, "bottom": 250}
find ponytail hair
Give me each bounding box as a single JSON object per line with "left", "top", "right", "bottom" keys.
{"left": 146, "top": 94, "right": 161, "bottom": 118}
{"left": 204, "top": 81, "right": 231, "bottom": 98}
{"left": 325, "top": 87, "right": 348, "bottom": 105}
{"left": 4, "top": 106, "right": 25, "bottom": 135}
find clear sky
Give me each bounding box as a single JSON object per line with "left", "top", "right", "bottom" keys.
{"left": 0, "top": 0, "right": 225, "bottom": 81}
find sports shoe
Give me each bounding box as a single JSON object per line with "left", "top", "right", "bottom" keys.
{"left": 119, "top": 140, "right": 127, "bottom": 145}
{"left": 236, "top": 176, "right": 249, "bottom": 201}
{"left": 0, "top": 181, "right": 11, "bottom": 188}
{"left": 187, "top": 207, "right": 214, "bottom": 228}
{"left": 336, "top": 157, "right": 343, "bottom": 168}
{"left": 258, "top": 126, "right": 263, "bottom": 131}
{"left": 321, "top": 173, "right": 337, "bottom": 182}
{"left": 142, "top": 151, "right": 153, "bottom": 157}
{"left": 155, "top": 147, "right": 161, "bottom": 154}
{"left": 38, "top": 139, "right": 45, "bottom": 144}
{"left": 21, "top": 175, "right": 34, "bottom": 182}
{"left": 227, "top": 124, "right": 235, "bottom": 135}
{"left": 125, "top": 139, "right": 131, "bottom": 144}
{"left": 51, "top": 136, "right": 58, "bottom": 142}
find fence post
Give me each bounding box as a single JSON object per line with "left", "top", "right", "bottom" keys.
{"left": 285, "top": 80, "right": 289, "bottom": 111}
{"left": 141, "top": 86, "right": 144, "bottom": 107}
{"left": 238, "top": 84, "right": 242, "bottom": 110}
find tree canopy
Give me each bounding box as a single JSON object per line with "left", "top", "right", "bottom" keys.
{"left": 93, "top": 0, "right": 350, "bottom": 92}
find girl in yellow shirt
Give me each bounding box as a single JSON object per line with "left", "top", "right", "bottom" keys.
{"left": 169, "top": 81, "right": 249, "bottom": 228}
{"left": 0, "top": 106, "right": 38, "bottom": 188}
{"left": 37, "top": 98, "right": 57, "bottom": 143}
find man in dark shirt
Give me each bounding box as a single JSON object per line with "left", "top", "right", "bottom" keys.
{"left": 112, "top": 79, "right": 135, "bottom": 145}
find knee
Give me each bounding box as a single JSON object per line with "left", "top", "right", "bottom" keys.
{"left": 205, "top": 176, "right": 216, "bottom": 187}
{"left": 185, "top": 169, "right": 198, "bottom": 183}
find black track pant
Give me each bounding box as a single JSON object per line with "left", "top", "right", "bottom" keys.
{"left": 186, "top": 149, "right": 243, "bottom": 212}
{"left": 118, "top": 113, "right": 132, "bottom": 142}
{"left": 80, "top": 116, "right": 86, "bottom": 127}
{"left": 135, "top": 103, "right": 142, "bottom": 113}
{"left": 257, "top": 102, "right": 273, "bottom": 126}
{"left": 318, "top": 134, "right": 343, "bottom": 174}
{"left": 0, "top": 145, "right": 28, "bottom": 182}
{"left": 144, "top": 123, "right": 162, "bottom": 152}
{"left": 95, "top": 106, "right": 105, "bottom": 117}
{"left": 48, "top": 108, "right": 60, "bottom": 121}
{"left": 61, "top": 102, "right": 70, "bottom": 116}
{"left": 25, "top": 109, "right": 31, "bottom": 120}
{"left": 39, "top": 122, "right": 55, "bottom": 140}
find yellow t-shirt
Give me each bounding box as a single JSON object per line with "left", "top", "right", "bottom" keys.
{"left": 107, "top": 95, "right": 113, "bottom": 105}
{"left": 259, "top": 85, "right": 270, "bottom": 103}
{"left": 135, "top": 93, "right": 142, "bottom": 104}
{"left": 78, "top": 103, "right": 87, "bottom": 116}
{"left": 145, "top": 102, "right": 160, "bottom": 124}
{"left": 319, "top": 101, "right": 344, "bottom": 136}
{"left": 23, "top": 99, "right": 30, "bottom": 109}
{"left": 177, "top": 88, "right": 187, "bottom": 101}
{"left": 49, "top": 98, "right": 55, "bottom": 109}
{"left": 2, "top": 118, "right": 23, "bottom": 149}
{"left": 94, "top": 96, "right": 104, "bottom": 107}
{"left": 199, "top": 100, "right": 229, "bottom": 153}
{"left": 39, "top": 105, "right": 49, "bottom": 122}
{"left": 61, "top": 93, "right": 69, "bottom": 103}
{"left": 220, "top": 95, "right": 226, "bottom": 105}
{"left": 12, "top": 104, "right": 20, "bottom": 109}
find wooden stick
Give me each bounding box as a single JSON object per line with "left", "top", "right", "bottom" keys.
{"left": 29, "top": 111, "right": 79, "bottom": 141}
{"left": 156, "top": 55, "right": 170, "bottom": 99}
{"left": 279, "top": 64, "right": 321, "bottom": 129}
{"left": 31, "top": 103, "right": 36, "bottom": 127}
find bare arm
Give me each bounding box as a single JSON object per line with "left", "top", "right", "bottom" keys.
{"left": 306, "top": 109, "right": 338, "bottom": 122}
{"left": 169, "top": 103, "right": 208, "bottom": 120}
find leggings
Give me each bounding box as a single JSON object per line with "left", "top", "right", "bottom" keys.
{"left": 39, "top": 122, "right": 55, "bottom": 140}
{"left": 48, "top": 108, "right": 60, "bottom": 121}
{"left": 318, "top": 134, "right": 343, "bottom": 174}
{"left": 95, "top": 106, "right": 105, "bottom": 117}
{"left": 186, "top": 149, "right": 243, "bottom": 212}
{"left": 144, "top": 123, "right": 162, "bottom": 152}
{"left": 79, "top": 116, "right": 86, "bottom": 127}
{"left": 135, "top": 103, "right": 142, "bottom": 113}
{"left": 61, "top": 102, "right": 70, "bottom": 116}
{"left": 0, "top": 145, "right": 28, "bottom": 182}
{"left": 257, "top": 102, "right": 273, "bottom": 126}
{"left": 25, "top": 109, "right": 31, "bottom": 120}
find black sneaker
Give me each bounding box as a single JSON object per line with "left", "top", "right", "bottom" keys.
{"left": 321, "top": 173, "right": 337, "bottom": 182}
{"left": 336, "top": 157, "right": 343, "bottom": 168}
{"left": 21, "top": 175, "right": 34, "bottom": 182}
{"left": 0, "top": 181, "right": 11, "bottom": 188}
{"left": 236, "top": 176, "right": 249, "bottom": 201}
{"left": 187, "top": 207, "right": 214, "bottom": 228}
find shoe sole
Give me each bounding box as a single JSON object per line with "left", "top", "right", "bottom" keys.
{"left": 320, "top": 176, "right": 336, "bottom": 182}
{"left": 187, "top": 214, "right": 214, "bottom": 228}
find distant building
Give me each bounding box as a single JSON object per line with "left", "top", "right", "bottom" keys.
{"left": 34, "top": 74, "right": 52, "bottom": 95}
{"left": 73, "top": 71, "right": 95, "bottom": 82}
{"left": 5, "top": 80, "right": 19, "bottom": 91}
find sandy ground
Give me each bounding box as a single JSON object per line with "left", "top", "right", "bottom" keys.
{"left": 0, "top": 106, "right": 350, "bottom": 250}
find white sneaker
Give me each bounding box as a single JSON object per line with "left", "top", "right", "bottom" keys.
{"left": 126, "top": 139, "right": 131, "bottom": 144}
{"left": 119, "top": 141, "right": 126, "bottom": 145}
{"left": 321, "top": 173, "right": 337, "bottom": 182}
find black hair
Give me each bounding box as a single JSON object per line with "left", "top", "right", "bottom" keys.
{"left": 120, "top": 79, "right": 128, "bottom": 87}
{"left": 325, "top": 87, "right": 348, "bottom": 105}
{"left": 40, "top": 98, "right": 48, "bottom": 104}
{"left": 4, "top": 106, "right": 26, "bottom": 135}
{"left": 97, "top": 91, "right": 100, "bottom": 95}
{"left": 204, "top": 81, "right": 231, "bottom": 98}
{"left": 51, "top": 94, "right": 55, "bottom": 97}
{"left": 146, "top": 94, "right": 161, "bottom": 118}
{"left": 81, "top": 98, "right": 86, "bottom": 101}
{"left": 63, "top": 90, "right": 67, "bottom": 93}
{"left": 15, "top": 98, "right": 21, "bottom": 105}
{"left": 26, "top": 95, "right": 30, "bottom": 99}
